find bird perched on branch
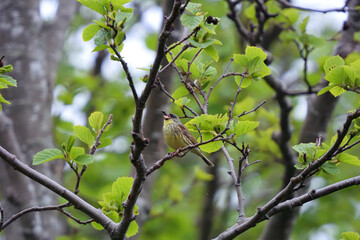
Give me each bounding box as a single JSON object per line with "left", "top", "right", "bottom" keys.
{"left": 161, "top": 111, "right": 214, "bottom": 167}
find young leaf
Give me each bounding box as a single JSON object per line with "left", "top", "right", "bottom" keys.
{"left": 83, "top": 24, "right": 101, "bottom": 41}
{"left": 0, "top": 65, "right": 13, "bottom": 74}
{"left": 174, "top": 97, "right": 190, "bottom": 108}
{"left": 74, "top": 126, "right": 94, "bottom": 146}
{"left": 204, "top": 45, "right": 219, "bottom": 62}
{"left": 180, "top": 14, "right": 204, "bottom": 30}
{"left": 65, "top": 135, "right": 76, "bottom": 152}
{"left": 337, "top": 153, "right": 360, "bottom": 166}
{"left": 198, "top": 133, "right": 223, "bottom": 153}
{"left": 126, "top": 221, "right": 139, "bottom": 238}
{"left": 98, "top": 138, "right": 113, "bottom": 148}
{"left": 69, "top": 147, "right": 86, "bottom": 160}
{"left": 91, "top": 221, "right": 104, "bottom": 230}
{"left": 89, "top": 111, "right": 104, "bottom": 132}
{"left": 77, "top": 0, "right": 106, "bottom": 15}
{"left": 329, "top": 85, "right": 346, "bottom": 97}
{"left": 74, "top": 154, "right": 95, "bottom": 165}
{"left": 172, "top": 86, "right": 189, "bottom": 99}
{"left": 0, "top": 74, "right": 17, "bottom": 87}
{"left": 321, "top": 162, "right": 339, "bottom": 175}
{"left": 341, "top": 231, "right": 360, "bottom": 240}
{"left": 292, "top": 143, "right": 316, "bottom": 155}
{"left": 323, "top": 55, "right": 344, "bottom": 74}
{"left": 33, "top": 148, "right": 64, "bottom": 165}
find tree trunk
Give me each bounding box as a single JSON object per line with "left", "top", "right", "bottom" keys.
{"left": 0, "top": 0, "right": 77, "bottom": 239}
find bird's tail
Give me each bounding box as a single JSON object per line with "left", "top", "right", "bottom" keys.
{"left": 200, "top": 154, "right": 214, "bottom": 167}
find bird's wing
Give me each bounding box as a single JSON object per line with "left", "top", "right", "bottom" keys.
{"left": 178, "top": 123, "right": 198, "bottom": 145}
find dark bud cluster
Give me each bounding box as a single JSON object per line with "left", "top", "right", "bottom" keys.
{"left": 206, "top": 16, "right": 219, "bottom": 25}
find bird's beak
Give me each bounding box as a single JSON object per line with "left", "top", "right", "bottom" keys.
{"left": 161, "top": 111, "right": 170, "bottom": 120}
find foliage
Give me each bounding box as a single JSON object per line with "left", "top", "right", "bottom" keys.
{"left": 0, "top": 61, "right": 17, "bottom": 111}
{"left": 2, "top": 0, "right": 360, "bottom": 240}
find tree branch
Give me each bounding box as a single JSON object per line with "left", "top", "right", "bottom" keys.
{"left": 213, "top": 108, "right": 360, "bottom": 239}
{"left": 115, "top": 1, "right": 183, "bottom": 239}
{"left": 0, "top": 146, "right": 115, "bottom": 235}
{"left": 267, "top": 175, "right": 360, "bottom": 217}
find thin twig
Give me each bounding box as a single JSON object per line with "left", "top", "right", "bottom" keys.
{"left": 206, "top": 58, "right": 234, "bottom": 101}
{"left": 155, "top": 79, "right": 198, "bottom": 116}
{"left": 160, "top": 43, "right": 191, "bottom": 73}
{"left": 165, "top": 27, "right": 200, "bottom": 53}
{"left": 110, "top": 45, "right": 138, "bottom": 101}
{"left": 2, "top": 202, "right": 71, "bottom": 230}
{"left": 238, "top": 100, "right": 266, "bottom": 118}
{"left": 277, "top": 0, "right": 354, "bottom": 13}
{"left": 74, "top": 114, "right": 113, "bottom": 195}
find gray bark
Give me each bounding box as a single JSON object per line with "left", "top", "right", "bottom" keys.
{"left": 0, "top": 0, "right": 77, "bottom": 239}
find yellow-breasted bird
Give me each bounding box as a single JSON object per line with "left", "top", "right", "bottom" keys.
{"left": 161, "top": 111, "right": 214, "bottom": 167}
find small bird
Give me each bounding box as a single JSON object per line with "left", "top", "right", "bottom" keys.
{"left": 161, "top": 111, "right": 214, "bottom": 167}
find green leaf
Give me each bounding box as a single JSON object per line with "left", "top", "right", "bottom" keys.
{"left": 74, "top": 154, "right": 95, "bottom": 165}
{"left": 234, "top": 120, "right": 259, "bottom": 136}
{"left": 115, "top": 8, "right": 133, "bottom": 25}
{"left": 92, "top": 44, "right": 109, "bottom": 52}
{"left": 245, "top": 4, "right": 257, "bottom": 23}
{"left": 198, "top": 133, "right": 223, "bottom": 153}
{"left": 93, "top": 19, "right": 110, "bottom": 29}
{"left": 0, "top": 65, "right": 13, "bottom": 74}
{"left": 0, "top": 74, "right": 17, "bottom": 86}
{"left": 299, "top": 16, "right": 309, "bottom": 33}
{"left": 245, "top": 46, "right": 267, "bottom": 61}
{"left": 91, "top": 221, "right": 104, "bottom": 230}
{"left": 65, "top": 135, "right": 76, "bottom": 152}
{"left": 74, "top": 126, "right": 94, "bottom": 146}
{"left": 188, "top": 38, "right": 221, "bottom": 49}
{"left": 112, "top": 177, "right": 133, "bottom": 203}
{"left": 77, "top": 0, "right": 106, "bottom": 15}
{"left": 277, "top": 8, "right": 299, "bottom": 25}
{"left": 94, "top": 29, "right": 110, "bottom": 46}
{"left": 185, "top": 2, "right": 203, "bottom": 14}
{"left": 174, "top": 97, "right": 190, "bottom": 108}
{"left": 294, "top": 162, "right": 307, "bottom": 170}
{"left": 292, "top": 143, "right": 316, "bottom": 155}
{"left": 321, "top": 162, "right": 339, "bottom": 175}
{"left": 337, "top": 153, "right": 360, "bottom": 166}
{"left": 89, "top": 111, "right": 104, "bottom": 132}
{"left": 323, "top": 55, "right": 344, "bottom": 74}
{"left": 341, "top": 232, "right": 360, "bottom": 240}
{"left": 329, "top": 85, "right": 346, "bottom": 97}
{"left": 204, "top": 45, "right": 219, "bottom": 62}
{"left": 325, "top": 66, "right": 347, "bottom": 85}
{"left": 172, "top": 86, "right": 189, "bottom": 99}
{"left": 114, "top": 31, "right": 125, "bottom": 46}
{"left": 0, "top": 93, "right": 10, "bottom": 105}
{"left": 83, "top": 24, "right": 101, "bottom": 41}
{"left": 33, "top": 148, "right": 64, "bottom": 165}
{"left": 181, "top": 14, "right": 204, "bottom": 30}
{"left": 69, "top": 147, "right": 85, "bottom": 161}
{"left": 317, "top": 84, "right": 334, "bottom": 96}
{"left": 99, "top": 138, "right": 113, "bottom": 148}
{"left": 126, "top": 221, "right": 139, "bottom": 238}
{"left": 185, "top": 114, "right": 228, "bottom": 134}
